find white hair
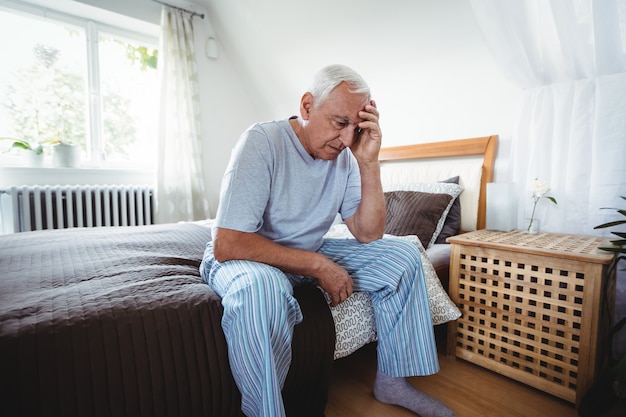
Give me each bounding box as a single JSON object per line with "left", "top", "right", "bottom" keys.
{"left": 308, "top": 64, "right": 370, "bottom": 109}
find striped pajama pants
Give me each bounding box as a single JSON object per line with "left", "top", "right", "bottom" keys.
{"left": 200, "top": 237, "right": 439, "bottom": 417}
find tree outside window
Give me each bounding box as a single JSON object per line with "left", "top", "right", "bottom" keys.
{"left": 0, "top": 8, "right": 159, "bottom": 169}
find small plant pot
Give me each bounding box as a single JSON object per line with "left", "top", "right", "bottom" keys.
{"left": 53, "top": 144, "right": 79, "bottom": 168}
{"left": 27, "top": 151, "right": 45, "bottom": 167}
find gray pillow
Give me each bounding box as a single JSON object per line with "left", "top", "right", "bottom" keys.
{"left": 383, "top": 182, "right": 463, "bottom": 248}
{"left": 384, "top": 190, "right": 453, "bottom": 248}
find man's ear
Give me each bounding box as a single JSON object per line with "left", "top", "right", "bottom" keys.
{"left": 300, "top": 93, "right": 314, "bottom": 120}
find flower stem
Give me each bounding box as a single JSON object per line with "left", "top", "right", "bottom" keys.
{"left": 527, "top": 199, "right": 538, "bottom": 232}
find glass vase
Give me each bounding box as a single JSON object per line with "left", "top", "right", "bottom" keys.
{"left": 525, "top": 218, "right": 540, "bottom": 233}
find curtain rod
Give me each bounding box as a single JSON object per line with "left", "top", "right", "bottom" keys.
{"left": 151, "top": 0, "right": 205, "bottom": 19}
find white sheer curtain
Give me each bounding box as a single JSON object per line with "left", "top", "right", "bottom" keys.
{"left": 471, "top": 0, "right": 626, "bottom": 235}
{"left": 156, "top": 6, "right": 210, "bottom": 224}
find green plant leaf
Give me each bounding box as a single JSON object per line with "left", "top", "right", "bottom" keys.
{"left": 11, "top": 142, "right": 31, "bottom": 151}
{"left": 595, "top": 220, "right": 626, "bottom": 229}
{"left": 2, "top": 137, "right": 44, "bottom": 153}
{"left": 598, "top": 208, "right": 626, "bottom": 217}
{"left": 599, "top": 245, "right": 626, "bottom": 253}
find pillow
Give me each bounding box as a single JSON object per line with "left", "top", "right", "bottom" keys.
{"left": 323, "top": 224, "right": 462, "bottom": 359}
{"left": 436, "top": 176, "right": 462, "bottom": 243}
{"left": 383, "top": 182, "right": 463, "bottom": 248}
{"left": 384, "top": 191, "right": 452, "bottom": 248}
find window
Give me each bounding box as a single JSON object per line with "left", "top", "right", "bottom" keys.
{"left": 0, "top": 2, "right": 159, "bottom": 169}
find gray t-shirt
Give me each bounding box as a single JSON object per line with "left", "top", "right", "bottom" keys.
{"left": 215, "top": 118, "right": 361, "bottom": 252}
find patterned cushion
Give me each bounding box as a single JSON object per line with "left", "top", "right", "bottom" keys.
{"left": 323, "top": 224, "right": 461, "bottom": 359}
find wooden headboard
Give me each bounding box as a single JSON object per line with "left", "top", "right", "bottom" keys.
{"left": 378, "top": 135, "right": 498, "bottom": 230}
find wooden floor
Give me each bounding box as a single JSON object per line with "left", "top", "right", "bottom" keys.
{"left": 324, "top": 339, "right": 579, "bottom": 417}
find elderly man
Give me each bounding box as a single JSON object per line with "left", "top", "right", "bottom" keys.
{"left": 200, "top": 64, "right": 455, "bottom": 417}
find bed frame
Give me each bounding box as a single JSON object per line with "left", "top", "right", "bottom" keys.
{"left": 379, "top": 135, "right": 498, "bottom": 230}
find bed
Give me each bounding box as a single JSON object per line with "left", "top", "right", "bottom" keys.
{"left": 0, "top": 135, "right": 497, "bottom": 417}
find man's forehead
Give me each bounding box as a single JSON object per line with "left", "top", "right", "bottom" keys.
{"left": 320, "top": 91, "right": 368, "bottom": 119}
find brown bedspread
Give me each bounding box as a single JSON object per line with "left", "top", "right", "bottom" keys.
{"left": 0, "top": 223, "right": 335, "bottom": 417}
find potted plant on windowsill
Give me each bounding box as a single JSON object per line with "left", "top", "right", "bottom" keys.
{"left": 48, "top": 139, "right": 79, "bottom": 168}
{"left": 1, "top": 136, "right": 46, "bottom": 167}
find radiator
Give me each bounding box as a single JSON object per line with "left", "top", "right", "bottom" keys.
{"left": 0, "top": 185, "right": 155, "bottom": 233}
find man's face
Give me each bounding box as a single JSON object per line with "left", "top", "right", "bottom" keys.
{"left": 301, "top": 82, "right": 370, "bottom": 160}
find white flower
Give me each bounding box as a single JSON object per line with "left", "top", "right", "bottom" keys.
{"left": 531, "top": 178, "right": 551, "bottom": 199}
{"left": 527, "top": 178, "right": 557, "bottom": 232}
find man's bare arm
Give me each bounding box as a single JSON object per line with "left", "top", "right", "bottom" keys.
{"left": 344, "top": 160, "right": 385, "bottom": 242}
{"left": 212, "top": 227, "right": 353, "bottom": 306}
{"left": 344, "top": 101, "right": 386, "bottom": 242}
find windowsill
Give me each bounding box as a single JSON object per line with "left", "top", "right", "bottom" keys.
{"left": 0, "top": 165, "right": 153, "bottom": 174}
{"left": 0, "top": 165, "right": 155, "bottom": 189}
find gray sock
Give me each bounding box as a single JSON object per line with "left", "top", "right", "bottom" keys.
{"left": 373, "top": 370, "right": 456, "bottom": 417}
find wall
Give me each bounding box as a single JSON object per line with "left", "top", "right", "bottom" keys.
{"left": 200, "top": 0, "right": 523, "bottom": 191}
{"left": 2, "top": 0, "right": 522, "bottom": 216}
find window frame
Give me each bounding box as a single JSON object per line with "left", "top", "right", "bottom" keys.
{"left": 0, "top": 0, "right": 160, "bottom": 170}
